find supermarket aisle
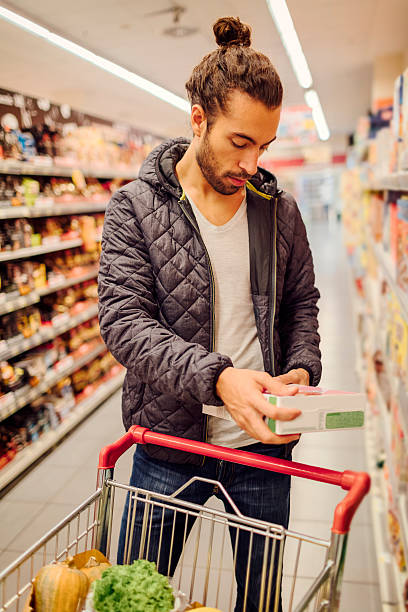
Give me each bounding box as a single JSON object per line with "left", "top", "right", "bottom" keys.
{"left": 0, "top": 218, "right": 381, "bottom": 610}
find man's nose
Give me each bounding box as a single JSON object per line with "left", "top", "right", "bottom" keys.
{"left": 238, "top": 151, "right": 259, "bottom": 176}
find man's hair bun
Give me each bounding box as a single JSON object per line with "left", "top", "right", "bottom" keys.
{"left": 213, "top": 17, "right": 251, "bottom": 48}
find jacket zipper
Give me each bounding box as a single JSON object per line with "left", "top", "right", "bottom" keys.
{"left": 178, "top": 197, "right": 215, "bottom": 462}
{"left": 270, "top": 196, "right": 278, "bottom": 376}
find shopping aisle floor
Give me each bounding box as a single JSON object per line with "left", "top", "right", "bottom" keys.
{"left": 0, "top": 218, "right": 381, "bottom": 611}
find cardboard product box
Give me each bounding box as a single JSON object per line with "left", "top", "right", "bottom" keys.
{"left": 203, "top": 386, "right": 366, "bottom": 436}
{"left": 264, "top": 386, "right": 366, "bottom": 435}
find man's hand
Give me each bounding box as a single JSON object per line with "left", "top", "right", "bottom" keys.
{"left": 277, "top": 368, "right": 309, "bottom": 386}
{"left": 216, "top": 367, "right": 302, "bottom": 445}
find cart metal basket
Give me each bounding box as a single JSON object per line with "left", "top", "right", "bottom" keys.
{"left": 0, "top": 425, "right": 370, "bottom": 612}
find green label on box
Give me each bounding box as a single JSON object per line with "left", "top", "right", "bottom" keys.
{"left": 325, "top": 411, "right": 364, "bottom": 429}
{"left": 267, "top": 396, "right": 277, "bottom": 405}
{"left": 267, "top": 418, "right": 276, "bottom": 433}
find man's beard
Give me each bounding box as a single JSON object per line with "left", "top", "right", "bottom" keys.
{"left": 195, "top": 132, "right": 250, "bottom": 195}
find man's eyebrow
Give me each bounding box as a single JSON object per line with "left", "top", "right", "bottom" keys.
{"left": 232, "top": 133, "right": 277, "bottom": 146}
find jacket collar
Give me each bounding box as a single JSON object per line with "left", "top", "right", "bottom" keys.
{"left": 139, "top": 137, "right": 279, "bottom": 200}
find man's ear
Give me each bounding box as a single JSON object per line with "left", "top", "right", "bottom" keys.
{"left": 190, "top": 104, "right": 207, "bottom": 138}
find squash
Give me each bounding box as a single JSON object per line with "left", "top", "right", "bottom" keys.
{"left": 33, "top": 557, "right": 89, "bottom": 612}
{"left": 80, "top": 555, "right": 111, "bottom": 584}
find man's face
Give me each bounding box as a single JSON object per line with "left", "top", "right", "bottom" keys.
{"left": 195, "top": 90, "right": 281, "bottom": 196}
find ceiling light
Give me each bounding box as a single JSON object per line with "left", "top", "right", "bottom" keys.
{"left": 304, "top": 90, "right": 330, "bottom": 141}
{"left": 266, "top": 0, "right": 313, "bottom": 89}
{"left": 163, "top": 25, "right": 198, "bottom": 38}
{"left": 0, "top": 5, "right": 190, "bottom": 114}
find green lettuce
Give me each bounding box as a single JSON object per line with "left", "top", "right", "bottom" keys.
{"left": 92, "top": 560, "right": 175, "bottom": 612}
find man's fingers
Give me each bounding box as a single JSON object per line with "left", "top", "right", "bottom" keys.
{"left": 240, "top": 410, "right": 300, "bottom": 445}
{"left": 251, "top": 394, "right": 301, "bottom": 421}
{"left": 277, "top": 372, "right": 299, "bottom": 384}
{"left": 257, "top": 372, "right": 299, "bottom": 397}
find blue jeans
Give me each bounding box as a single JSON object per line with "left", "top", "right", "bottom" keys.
{"left": 117, "top": 442, "right": 295, "bottom": 612}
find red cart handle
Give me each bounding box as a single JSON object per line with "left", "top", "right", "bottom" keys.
{"left": 98, "top": 426, "right": 370, "bottom": 535}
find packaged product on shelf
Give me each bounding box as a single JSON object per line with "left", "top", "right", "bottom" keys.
{"left": 0, "top": 176, "right": 22, "bottom": 206}
{"left": 0, "top": 360, "right": 26, "bottom": 392}
{"left": 391, "top": 310, "right": 408, "bottom": 379}
{"left": 390, "top": 395, "right": 408, "bottom": 486}
{"left": 373, "top": 349, "right": 392, "bottom": 410}
{"left": 369, "top": 192, "right": 385, "bottom": 243}
{"left": 401, "top": 67, "right": 408, "bottom": 172}
{"left": 16, "top": 306, "right": 42, "bottom": 338}
{"left": 382, "top": 197, "right": 398, "bottom": 266}
{"left": 22, "top": 178, "right": 40, "bottom": 207}
{"left": 392, "top": 73, "right": 405, "bottom": 173}
{"left": 80, "top": 215, "right": 97, "bottom": 251}
{"left": 397, "top": 197, "right": 408, "bottom": 293}
{"left": 388, "top": 509, "right": 406, "bottom": 571}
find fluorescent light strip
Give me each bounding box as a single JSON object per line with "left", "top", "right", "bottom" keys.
{"left": 305, "top": 89, "right": 330, "bottom": 141}
{"left": 266, "top": 0, "right": 313, "bottom": 89}
{"left": 0, "top": 5, "right": 190, "bottom": 113}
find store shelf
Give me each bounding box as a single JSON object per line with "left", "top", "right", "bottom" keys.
{"left": 0, "top": 206, "right": 30, "bottom": 219}
{"left": 369, "top": 238, "right": 408, "bottom": 321}
{"left": 0, "top": 268, "right": 99, "bottom": 316}
{"left": 37, "top": 267, "right": 99, "bottom": 297}
{"left": 0, "top": 203, "right": 107, "bottom": 219}
{"left": 0, "top": 341, "right": 107, "bottom": 422}
{"left": 0, "top": 159, "right": 137, "bottom": 179}
{"left": 0, "top": 303, "right": 98, "bottom": 361}
{"left": 350, "top": 271, "right": 397, "bottom": 607}
{"left": 0, "top": 371, "right": 125, "bottom": 492}
{"left": 0, "top": 239, "right": 83, "bottom": 262}
{"left": 0, "top": 292, "right": 40, "bottom": 316}
{"left": 28, "top": 201, "right": 107, "bottom": 217}
{"left": 0, "top": 201, "right": 108, "bottom": 219}
{"left": 364, "top": 397, "right": 401, "bottom": 609}
{"left": 368, "top": 172, "right": 408, "bottom": 192}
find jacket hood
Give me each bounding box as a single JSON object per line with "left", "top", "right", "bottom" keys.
{"left": 138, "top": 137, "right": 279, "bottom": 199}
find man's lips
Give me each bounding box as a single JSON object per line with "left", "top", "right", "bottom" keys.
{"left": 228, "top": 176, "right": 248, "bottom": 186}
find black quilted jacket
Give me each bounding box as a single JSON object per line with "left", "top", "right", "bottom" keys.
{"left": 98, "top": 138, "right": 321, "bottom": 464}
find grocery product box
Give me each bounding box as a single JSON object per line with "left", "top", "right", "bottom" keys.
{"left": 264, "top": 386, "right": 366, "bottom": 434}
{"left": 203, "top": 386, "right": 366, "bottom": 435}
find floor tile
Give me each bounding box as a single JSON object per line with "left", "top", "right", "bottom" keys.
{"left": 292, "top": 443, "right": 367, "bottom": 472}
{"left": 6, "top": 502, "right": 76, "bottom": 552}
{"left": 339, "top": 580, "right": 382, "bottom": 611}
{"left": 282, "top": 575, "right": 382, "bottom": 612}
{"left": 0, "top": 501, "right": 44, "bottom": 551}
{"left": 287, "top": 519, "right": 379, "bottom": 584}
{"left": 51, "top": 466, "right": 99, "bottom": 506}
{"left": 289, "top": 480, "right": 371, "bottom": 527}
{"left": 294, "top": 428, "right": 365, "bottom": 449}
{"left": 4, "top": 463, "right": 78, "bottom": 504}
{"left": 42, "top": 438, "right": 97, "bottom": 468}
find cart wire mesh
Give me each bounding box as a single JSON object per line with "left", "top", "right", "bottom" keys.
{"left": 0, "top": 476, "right": 336, "bottom": 612}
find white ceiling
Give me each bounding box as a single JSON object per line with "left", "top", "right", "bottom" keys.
{"left": 0, "top": 0, "right": 408, "bottom": 143}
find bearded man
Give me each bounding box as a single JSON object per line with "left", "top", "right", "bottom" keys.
{"left": 98, "top": 16, "right": 321, "bottom": 612}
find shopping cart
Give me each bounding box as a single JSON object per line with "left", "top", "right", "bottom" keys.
{"left": 0, "top": 425, "right": 370, "bottom": 612}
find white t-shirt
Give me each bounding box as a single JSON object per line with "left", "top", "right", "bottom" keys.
{"left": 188, "top": 195, "right": 265, "bottom": 448}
